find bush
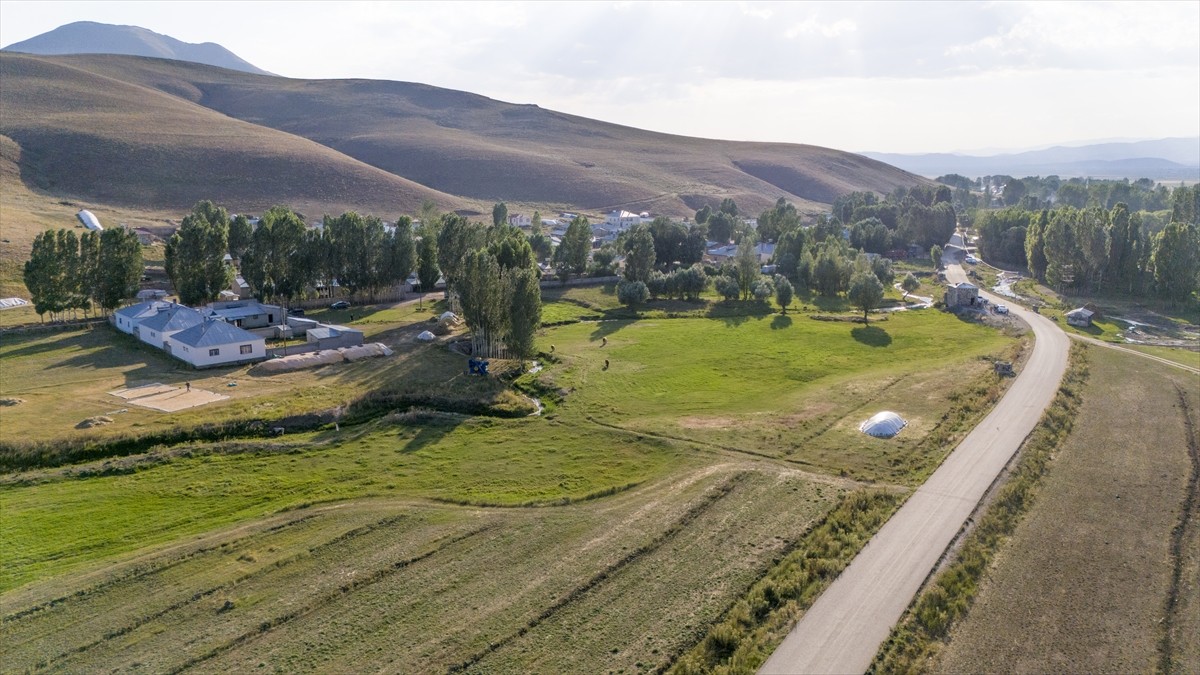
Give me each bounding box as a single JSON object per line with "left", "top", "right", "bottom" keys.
{"left": 714, "top": 275, "right": 740, "bottom": 301}
{"left": 616, "top": 279, "right": 650, "bottom": 308}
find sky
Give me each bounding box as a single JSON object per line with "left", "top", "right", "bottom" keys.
{"left": 1, "top": 1, "right": 1197, "bottom": 154}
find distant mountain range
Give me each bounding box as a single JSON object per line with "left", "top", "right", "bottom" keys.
{"left": 862, "top": 138, "right": 1200, "bottom": 181}
{"left": 2, "top": 21, "right": 273, "bottom": 76}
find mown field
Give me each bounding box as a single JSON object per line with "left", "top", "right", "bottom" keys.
{"left": 931, "top": 347, "right": 1200, "bottom": 673}
{"left": 1, "top": 291, "right": 1019, "bottom": 672}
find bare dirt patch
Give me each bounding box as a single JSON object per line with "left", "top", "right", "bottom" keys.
{"left": 677, "top": 416, "right": 738, "bottom": 430}
{"left": 108, "top": 383, "right": 228, "bottom": 412}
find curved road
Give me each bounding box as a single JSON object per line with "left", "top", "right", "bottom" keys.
{"left": 761, "top": 262, "right": 1070, "bottom": 674}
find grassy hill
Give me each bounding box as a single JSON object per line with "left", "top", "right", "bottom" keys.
{"left": 1, "top": 52, "right": 925, "bottom": 219}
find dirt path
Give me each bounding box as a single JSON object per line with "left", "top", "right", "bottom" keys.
{"left": 1069, "top": 333, "right": 1200, "bottom": 375}
{"left": 761, "top": 262, "right": 1071, "bottom": 674}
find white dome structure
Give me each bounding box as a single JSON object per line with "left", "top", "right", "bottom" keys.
{"left": 417, "top": 330, "right": 436, "bottom": 342}
{"left": 860, "top": 411, "right": 907, "bottom": 438}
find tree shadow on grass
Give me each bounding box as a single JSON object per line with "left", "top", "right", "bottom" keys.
{"left": 771, "top": 314, "right": 793, "bottom": 330}
{"left": 706, "top": 300, "right": 772, "bottom": 328}
{"left": 851, "top": 325, "right": 892, "bottom": 347}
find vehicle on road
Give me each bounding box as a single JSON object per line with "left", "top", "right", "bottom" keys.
{"left": 995, "top": 305, "right": 1009, "bottom": 315}
{"left": 287, "top": 308, "right": 306, "bottom": 316}
{"left": 330, "top": 300, "right": 350, "bottom": 310}
{"left": 965, "top": 255, "right": 979, "bottom": 264}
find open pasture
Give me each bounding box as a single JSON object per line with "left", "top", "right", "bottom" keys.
{"left": 536, "top": 310, "right": 1015, "bottom": 484}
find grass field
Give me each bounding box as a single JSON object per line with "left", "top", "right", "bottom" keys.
{"left": 1, "top": 291, "right": 1021, "bottom": 671}
{"left": 932, "top": 347, "right": 1200, "bottom": 673}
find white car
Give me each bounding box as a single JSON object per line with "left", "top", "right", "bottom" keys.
{"left": 965, "top": 255, "right": 979, "bottom": 264}
{"left": 995, "top": 305, "right": 1009, "bottom": 315}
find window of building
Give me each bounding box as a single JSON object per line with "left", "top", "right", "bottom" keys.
{"left": 209, "top": 348, "right": 220, "bottom": 357}
{"left": 240, "top": 344, "right": 253, "bottom": 354}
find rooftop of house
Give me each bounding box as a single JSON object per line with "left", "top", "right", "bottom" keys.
{"left": 172, "top": 318, "right": 262, "bottom": 348}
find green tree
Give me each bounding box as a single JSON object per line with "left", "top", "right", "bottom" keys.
{"left": 554, "top": 216, "right": 592, "bottom": 281}
{"left": 706, "top": 210, "right": 737, "bottom": 244}
{"left": 930, "top": 245, "right": 943, "bottom": 269}
{"left": 389, "top": 216, "right": 416, "bottom": 294}
{"left": 623, "top": 224, "right": 656, "bottom": 283}
{"left": 492, "top": 202, "right": 508, "bottom": 228}
{"left": 530, "top": 210, "right": 543, "bottom": 235}
{"left": 507, "top": 266, "right": 541, "bottom": 367}
{"left": 227, "top": 214, "right": 253, "bottom": 260}
{"left": 617, "top": 279, "right": 650, "bottom": 308}
{"left": 95, "top": 228, "right": 143, "bottom": 312}
{"left": 734, "top": 236, "right": 760, "bottom": 299}
{"left": 437, "top": 214, "right": 486, "bottom": 294}
{"left": 901, "top": 272, "right": 920, "bottom": 299}
{"left": 243, "top": 206, "right": 309, "bottom": 304}
{"left": 24, "top": 230, "right": 71, "bottom": 320}
{"left": 1151, "top": 222, "right": 1200, "bottom": 303}
{"left": 695, "top": 204, "right": 712, "bottom": 224}
{"left": 714, "top": 275, "right": 740, "bottom": 301}
{"left": 1024, "top": 211, "right": 1048, "bottom": 281}
{"left": 76, "top": 230, "right": 101, "bottom": 315}
{"left": 165, "top": 201, "right": 232, "bottom": 305}
{"left": 416, "top": 225, "right": 440, "bottom": 293}
{"left": 774, "top": 274, "right": 794, "bottom": 313}
{"left": 848, "top": 270, "right": 884, "bottom": 322}
{"left": 719, "top": 198, "right": 739, "bottom": 217}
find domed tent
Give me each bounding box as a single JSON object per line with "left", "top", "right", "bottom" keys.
{"left": 860, "top": 411, "right": 907, "bottom": 438}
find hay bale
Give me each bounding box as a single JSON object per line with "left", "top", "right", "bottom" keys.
{"left": 341, "top": 343, "right": 393, "bottom": 362}
{"left": 251, "top": 350, "right": 344, "bottom": 373}
{"left": 76, "top": 415, "right": 114, "bottom": 429}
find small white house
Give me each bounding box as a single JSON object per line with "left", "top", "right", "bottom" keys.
{"left": 168, "top": 318, "right": 266, "bottom": 368}
{"left": 508, "top": 213, "right": 533, "bottom": 229}
{"left": 111, "top": 300, "right": 169, "bottom": 334}
{"left": 135, "top": 303, "right": 204, "bottom": 350}
{"left": 205, "top": 300, "right": 282, "bottom": 329}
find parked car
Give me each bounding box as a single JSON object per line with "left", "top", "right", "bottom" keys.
{"left": 965, "top": 255, "right": 979, "bottom": 264}
{"left": 330, "top": 300, "right": 350, "bottom": 310}
{"left": 995, "top": 305, "right": 1009, "bottom": 315}
{"left": 287, "top": 308, "right": 306, "bottom": 316}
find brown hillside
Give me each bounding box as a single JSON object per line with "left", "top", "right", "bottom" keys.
{"left": 0, "top": 53, "right": 470, "bottom": 217}
{"left": 2, "top": 53, "right": 928, "bottom": 218}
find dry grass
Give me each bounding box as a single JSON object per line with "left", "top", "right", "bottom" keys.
{"left": 930, "top": 347, "right": 1199, "bottom": 673}
{"left": 0, "top": 463, "right": 840, "bottom": 673}
{"left": 1, "top": 52, "right": 924, "bottom": 225}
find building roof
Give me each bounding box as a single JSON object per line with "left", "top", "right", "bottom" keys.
{"left": 114, "top": 300, "right": 169, "bottom": 321}
{"left": 1066, "top": 307, "right": 1095, "bottom": 319}
{"left": 172, "top": 318, "right": 262, "bottom": 348}
{"left": 137, "top": 303, "right": 203, "bottom": 333}
{"left": 308, "top": 324, "right": 361, "bottom": 340}
{"left": 953, "top": 282, "right": 978, "bottom": 291}
{"left": 206, "top": 301, "right": 277, "bottom": 321}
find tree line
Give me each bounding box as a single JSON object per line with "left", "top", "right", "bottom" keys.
{"left": 976, "top": 185, "right": 1199, "bottom": 302}
{"left": 23, "top": 227, "right": 143, "bottom": 321}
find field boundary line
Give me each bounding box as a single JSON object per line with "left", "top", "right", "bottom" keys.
{"left": 1069, "top": 333, "right": 1200, "bottom": 375}
{"left": 1159, "top": 382, "right": 1200, "bottom": 673}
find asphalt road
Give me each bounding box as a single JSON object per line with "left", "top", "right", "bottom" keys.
{"left": 760, "top": 261, "right": 1070, "bottom": 675}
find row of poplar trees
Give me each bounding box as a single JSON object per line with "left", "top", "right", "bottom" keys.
{"left": 23, "top": 227, "right": 142, "bottom": 320}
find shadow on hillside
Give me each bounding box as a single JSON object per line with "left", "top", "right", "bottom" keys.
{"left": 706, "top": 300, "right": 772, "bottom": 328}
{"left": 851, "top": 325, "right": 892, "bottom": 347}
{"left": 590, "top": 318, "right": 633, "bottom": 341}
{"left": 771, "top": 314, "right": 793, "bottom": 330}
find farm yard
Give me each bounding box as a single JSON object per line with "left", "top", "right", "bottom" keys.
{"left": 4, "top": 288, "right": 1023, "bottom": 672}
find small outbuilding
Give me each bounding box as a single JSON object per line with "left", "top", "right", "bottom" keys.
{"left": 1065, "top": 307, "right": 1095, "bottom": 327}
{"left": 306, "top": 324, "right": 364, "bottom": 350}
{"left": 944, "top": 282, "right": 980, "bottom": 308}
{"left": 860, "top": 411, "right": 908, "bottom": 438}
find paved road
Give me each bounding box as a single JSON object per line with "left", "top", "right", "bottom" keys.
{"left": 761, "top": 262, "right": 1070, "bottom": 675}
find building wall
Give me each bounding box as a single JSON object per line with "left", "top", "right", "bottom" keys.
{"left": 168, "top": 336, "right": 266, "bottom": 368}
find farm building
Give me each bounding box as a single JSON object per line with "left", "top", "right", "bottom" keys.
{"left": 111, "top": 300, "right": 170, "bottom": 334}
{"left": 135, "top": 303, "right": 203, "bottom": 349}
{"left": 76, "top": 210, "right": 103, "bottom": 231}
{"left": 306, "top": 324, "right": 364, "bottom": 350}
{"left": 167, "top": 318, "right": 266, "bottom": 368}
{"left": 205, "top": 300, "right": 283, "bottom": 330}
{"left": 944, "top": 282, "right": 980, "bottom": 308}
{"left": 1066, "top": 307, "right": 1095, "bottom": 327}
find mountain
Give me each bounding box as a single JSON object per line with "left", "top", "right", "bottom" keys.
{"left": 862, "top": 138, "right": 1200, "bottom": 180}
{"left": 1, "top": 21, "right": 272, "bottom": 76}
{"left": 0, "top": 51, "right": 926, "bottom": 219}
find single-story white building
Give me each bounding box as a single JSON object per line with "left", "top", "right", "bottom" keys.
{"left": 135, "top": 303, "right": 204, "bottom": 349}
{"left": 705, "top": 242, "right": 776, "bottom": 263}
{"left": 111, "top": 300, "right": 170, "bottom": 334}
{"left": 168, "top": 318, "right": 266, "bottom": 368}
{"left": 306, "top": 324, "right": 364, "bottom": 350}
{"left": 205, "top": 300, "right": 282, "bottom": 329}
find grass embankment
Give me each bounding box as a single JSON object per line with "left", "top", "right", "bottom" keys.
{"left": 669, "top": 489, "right": 903, "bottom": 673}
{"left": 870, "top": 344, "right": 1089, "bottom": 672}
